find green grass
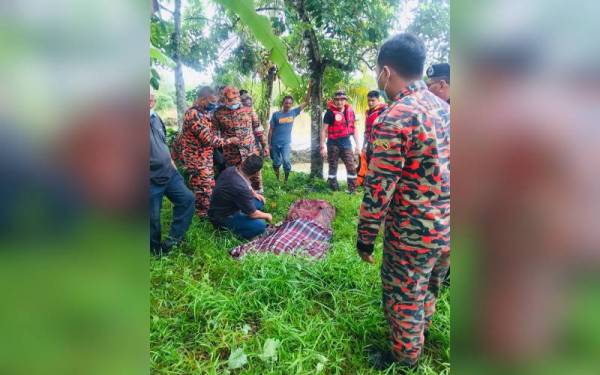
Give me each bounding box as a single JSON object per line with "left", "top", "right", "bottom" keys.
{"left": 151, "top": 164, "right": 450, "bottom": 374}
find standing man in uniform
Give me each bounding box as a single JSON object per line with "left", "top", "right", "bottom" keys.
{"left": 426, "top": 62, "right": 451, "bottom": 104}
{"left": 266, "top": 88, "right": 310, "bottom": 183}
{"left": 213, "top": 86, "right": 269, "bottom": 192}
{"left": 356, "top": 33, "right": 450, "bottom": 369}
{"left": 149, "top": 89, "right": 195, "bottom": 256}
{"left": 179, "top": 86, "right": 239, "bottom": 217}
{"left": 357, "top": 90, "right": 388, "bottom": 186}
{"left": 320, "top": 90, "right": 360, "bottom": 193}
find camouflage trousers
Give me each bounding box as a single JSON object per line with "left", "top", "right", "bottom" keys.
{"left": 327, "top": 144, "right": 356, "bottom": 189}
{"left": 382, "top": 244, "right": 450, "bottom": 365}
{"left": 188, "top": 172, "right": 214, "bottom": 218}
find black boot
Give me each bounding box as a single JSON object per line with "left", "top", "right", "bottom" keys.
{"left": 273, "top": 167, "right": 280, "bottom": 181}
{"left": 284, "top": 171, "right": 290, "bottom": 184}
{"left": 347, "top": 178, "right": 357, "bottom": 194}
{"left": 328, "top": 178, "right": 339, "bottom": 191}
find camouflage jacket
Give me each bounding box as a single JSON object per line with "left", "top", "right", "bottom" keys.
{"left": 357, "top": 81, "right": 450, "bottom": 254}
{"left": 213, "top": 106, "right": 265, "bottom": 161}
{"left": 178, "top": 106, "right": 230, "bottom": 172}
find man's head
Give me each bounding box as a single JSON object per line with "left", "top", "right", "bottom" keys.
{"left": 281, "top": 95, "right": 294, "bottom": 111}
{"left": 376, "top": 33, "right": 426, "bottom": 99}
{"left": 149, "top": 89, "right": 156, "bottom": 110}
{"left": 241, "top": 154, "right": 264, "bottom": 176}
{"left": 239, "top": 89, "right": 248, "bottom": 96}
{"left": 240, "top": 93, "right": 253, "bottom": 108}
{"left": 333, "top": 90, "right": 347, "bottom": 110}
{"left": 426, "top": 63, "right": 450, "bottom": 102}
{"left": 222, "top": 86, "right": 241, "bottom": 110}
{"left": 195, "top": 86, "right": 217, "bottom": 109}
{"left": 367, "top": 90, "right": 381, "bottom": 109}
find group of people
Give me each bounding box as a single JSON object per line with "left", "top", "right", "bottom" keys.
{"left": 149, "top": 32, "right": 450, "bottom": 370}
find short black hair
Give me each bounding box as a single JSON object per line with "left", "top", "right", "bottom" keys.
{"left": 281, "top": 95, "right": 293, "bottom": 104}
{"left": 241, "top": 155, "right": 263, "bottom": 175}
{"left": 367, "top": 90, "right": 380, "bottom": 98}
{"left": 239, "top": 89, "right": 248, "bottom": 96}
{"left": 377, "top": 33, "right": 426, "bottom": 79}
{"left": 197, "top": 86, "right": 214, "bottom": 98}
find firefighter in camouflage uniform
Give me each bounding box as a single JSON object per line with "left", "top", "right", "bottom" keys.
{"left": 356, "top": 33, "right": 450, "bottom": 369}
{"left": 213, "top": 86, "right": 268, "bottom": 192}
{"left": 179, "top": 86, "right": 239, "bottom": 217}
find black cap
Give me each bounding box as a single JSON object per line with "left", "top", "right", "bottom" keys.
{"left": 334, "top": 90, "right": 347, "bottom": 98}
{"left": 426, "top": 63, "right": 450, "bottom": 79}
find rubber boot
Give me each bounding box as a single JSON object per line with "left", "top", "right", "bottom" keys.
{"left": 284, "top": 171, "right": 290, "bottom": 184}
{"left": 273, "top": 167, "right": 280, "bottom": 181}
{"left": 328, "top": 178, "right": 339, "bottom": 191}
{"left": 348, "top": 178, "right": 357, "bottom": 194}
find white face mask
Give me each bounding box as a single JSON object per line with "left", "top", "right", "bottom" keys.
{"left": 377, "top": 67, "right": 391, "bottom": 101}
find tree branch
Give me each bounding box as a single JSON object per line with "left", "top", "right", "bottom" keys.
{"left": 323, "top": 57, "right": 353, "bottom": 71}
{"left": 159, "top": 3, "right": 173, "bottom": 15}
{"left": 360, "top": 57, "right": 375, "bottom": 70}
{"left": 256, "top": 7, "right": 284, "bottom": 12}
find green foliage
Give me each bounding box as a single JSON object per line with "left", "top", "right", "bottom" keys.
{"left": 215, "top": 0, "right": 301, "bottom": 89}
{"left": 284, "top": 0, "right": 401, "bottom": 74}
{"left": 151, "top": 1, "right": 229, "bottom": 71}
{"left": 406, "top": 0, "right": 450, "bottom": 63}
{"left": 151, "top": 166, "right": 450, "bottom": 374}
{"left": 155, "top": 90, "right": 175, "bottom": 113}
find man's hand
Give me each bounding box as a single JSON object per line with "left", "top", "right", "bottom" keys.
{"left": 254, "top": 192, "right": 266, "bottom": 204}
{"left": 358, "top": 251, "right": 375, "bottom": 264}
{"left": 320, "top": 145, "right": 327, "bottom": 159}
{"left": 264, "top": 213, "right": 273, "bottom": 222}
{"left": 263, "top": 146, "right": 270, "bottom": 157}
{"left": 229, "top": 136, "right": 240, "bottom": 145}
{"left": 354, "top": 145, "right": 360, "bottom": 155}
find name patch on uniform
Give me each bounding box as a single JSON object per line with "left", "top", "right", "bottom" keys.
{"left": 372, "top": 139, "right": 391, "bottom": 150}
{"left": 335, "top": 113, "right": 343, "bottom": 122}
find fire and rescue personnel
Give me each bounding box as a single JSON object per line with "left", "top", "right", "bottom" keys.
{"left": 357, "top": 90, "right": 388, "bottom": 186}
{"left": 320, "top": 90, "right": 360, "bottom": 193}
{"left": 177, "top": 86, "right": 240, "bottom": 217}
{"left": 212, "top": 86, "right": 269, "bottom": 193}
{"left": 356, "top": 33, "right": 450, "bottom": 369}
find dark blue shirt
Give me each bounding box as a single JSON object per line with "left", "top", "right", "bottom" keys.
{"left": 270, "top": 106, "right": 301, "bottom": 146}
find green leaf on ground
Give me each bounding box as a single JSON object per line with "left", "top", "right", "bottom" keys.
{"left": 227, "top": 348, "right": 248, "bottom": 369}
{"left": 258, "top": 338, "right": 280, "bottom": 362}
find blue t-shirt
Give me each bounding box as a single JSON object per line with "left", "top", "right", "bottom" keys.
{"left": 270, "top": 106, "right": 301, "bottom": 146}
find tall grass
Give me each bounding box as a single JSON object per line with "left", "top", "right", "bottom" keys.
{"left": 151, "top": 165, "right": 450, "bottom": 374}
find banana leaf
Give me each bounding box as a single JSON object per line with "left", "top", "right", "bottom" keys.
{"left": 215, "top": 0, "right": 301, "bottom": 89}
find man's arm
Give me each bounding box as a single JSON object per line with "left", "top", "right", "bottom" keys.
{"left": 249, "top": 210, "right": 272, "bottom": 222}
{"left": 299, "top": 82, "right": 311, "bottom": 111}
{"left": 356, "top": 117, "right": 410, "bottom": 258}
{"left": 320, "top": 123, "right": 328, "bottom": 158}
{"left": 268, "top": 115, "right": 275, "bottom": 147}
{"left": 353, "top": 125, "right": 360, "bottom": 154}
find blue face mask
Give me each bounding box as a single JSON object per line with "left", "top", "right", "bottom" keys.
{"left": 377, "top": 68, "right": 390, "bottom": 102}
{"left": 206, "top": 102, "right": 218, "bottom": 112}
{"left": 227, "top": 103, "right": 241, "bottom": 110}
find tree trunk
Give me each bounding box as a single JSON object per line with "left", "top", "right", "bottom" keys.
{"left": 309, "top": 71, "right": 323, "bottom": 179}
{"left": 260, "top": 66, "right": 277, "bottom": 135}
{"left": 287, "top": 0, "right": 325, "bottom": 178}
{"left": 173, "top": 0, "right": 186, "bottom": 130}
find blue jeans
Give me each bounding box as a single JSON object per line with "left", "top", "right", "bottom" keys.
{"left": 271, "top": 143, "right": 292, "bottom": 172}
{"left": 219, "top": 198, "right": 267, "bottom": 239}
{"left": 150, "top": 169, "right": 195, "bottom": 251}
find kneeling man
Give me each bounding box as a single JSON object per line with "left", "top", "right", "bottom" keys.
{"left": 208, "top": 155, "right": 272, "bottom": 239}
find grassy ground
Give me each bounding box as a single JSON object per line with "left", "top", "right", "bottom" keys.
{"left": 150, "top": 164, "right": 450, "bottom": 374}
